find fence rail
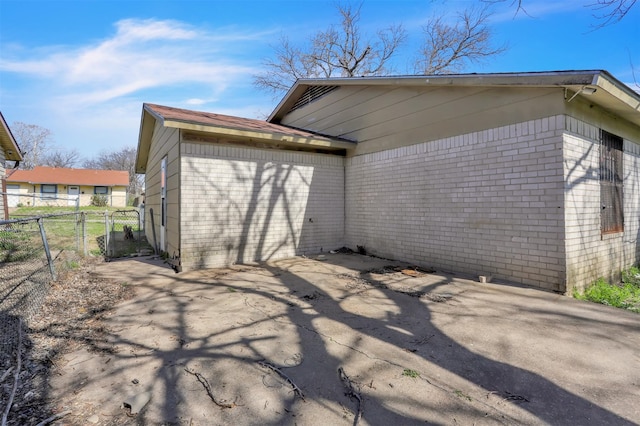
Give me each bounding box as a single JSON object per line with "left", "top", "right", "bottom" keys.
{"left": 1, "top": 209, "right": 151, "bottom": 357}
{"left": 1, "top": 191, "right": 126, "bottom": 212}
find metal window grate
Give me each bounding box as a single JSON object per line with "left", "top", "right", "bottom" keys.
{"left": 288, "top": 86, "right": 338, "bottom": 113}
{"left": 600, "top": 129, "right": 623, "bottom": 234}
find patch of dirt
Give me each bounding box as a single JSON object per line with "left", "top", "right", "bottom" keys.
{"left": 367, "top": 265, "right": 436, "bottom": 277}
{"left": 0, "top": 257, "right": 136, "bottom": 426}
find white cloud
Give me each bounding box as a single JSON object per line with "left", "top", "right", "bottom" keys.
{"left": 0, "top": 17, "right": 277, "bottom": 158}
{"left": 0, "top": 18, "right": 266, "bottom": 108}
{"left": 184, "top": 98, "right": 209, "bottom": 105}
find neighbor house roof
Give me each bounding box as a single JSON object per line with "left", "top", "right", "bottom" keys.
{"left": 268, "top": 70, "right": 640, "bottom": 128}
{"left": 0, "top": 111, "right": 23, "bottom": 162}
{"left": 135, "top": 103, "right": 355, "bottom": 173}
{"left": 8, "top": 167, "right": 129, "bottom": 186}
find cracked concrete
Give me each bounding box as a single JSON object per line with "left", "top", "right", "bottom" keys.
{"left": 49, "top": 253, "right": 640, "bottom": 425}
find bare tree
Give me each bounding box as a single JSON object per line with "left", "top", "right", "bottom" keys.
{"left": 41, "top": 149, "right": 81, "bottom": 168}
{"left": 484, "top": 0, "right": 637, "bottom": 26}
{"left": 414, "top": 6, "right": 506, "bottom": 75}
{"left": 10, "top": 122, "right": 53, "bottom": 169}
{"left": 254, "top": 2, "right": 406, "bottom": 96}
{"left": 84, "top": 147, "right": 143, "bottom": 198}
{"left": 589, "top": 0, "right": 637, "bottom": 26}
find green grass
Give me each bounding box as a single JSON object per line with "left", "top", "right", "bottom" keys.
{"left": 11, "top": 205, "right": 122, "bottom": 215}
{"left": 454, "top": 390, "right": 472, "bottom": 401}
{"left": 574, "top": 269, "right": 640, "bottom": 313}
{"left": 402, "top": 368, "right": 419, "bottom": 378}
{"left": 0, "top": 228, "right": 40, "bottom": 262}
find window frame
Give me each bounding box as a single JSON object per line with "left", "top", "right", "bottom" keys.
{"left": 599, "top": 129, "right": 624, "bottom": 235}
{"left": 40, "top": 184, "right": 57, "bottom": 200}
{"left": 94, "top": 186, "right": 109, "bottom": 195}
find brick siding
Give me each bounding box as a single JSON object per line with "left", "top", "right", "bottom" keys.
{"left": 180, "top": 143, "right": 344, "bottom": 270}
{"left": 345, "top": 116, "right": 567, "bottom": 291}
{"left": 563, "top": 116, "right": 640, "bottom": 290}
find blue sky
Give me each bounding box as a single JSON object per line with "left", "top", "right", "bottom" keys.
{"left": 0, "top": 0, "right": 638, "bottom": 161}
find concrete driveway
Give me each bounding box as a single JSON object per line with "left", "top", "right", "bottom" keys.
{"left": 51, "top": 253, "right": 640, "bottom": 425}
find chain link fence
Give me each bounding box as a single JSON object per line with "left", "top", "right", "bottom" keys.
{"left": 0, "top": 213, "right": 83, "bottom": 357}
{"left": 2, "top": 192, "right": 80, "bottom": 217}
{"left": 1, "top": 208, "right": 151, "bottom": 359}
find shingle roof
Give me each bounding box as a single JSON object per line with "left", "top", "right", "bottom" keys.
{"left": 136, "top": 103, "right": 355, "bottom": 173}
{"left": 144, "top": 103, "right": 343, "bottom": 140}
{"left": 7, "top": 167, "right": 129, "bottom": 186}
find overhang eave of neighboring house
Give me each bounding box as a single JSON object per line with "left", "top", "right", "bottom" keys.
{"left": 135, "top": 103, "right": 356, "bottom": 174}
{"left": 0, "top": 111, "right": 23, "bottom": 162}
{"left": 268, "top": 70, "right": 640, "bottom": 128}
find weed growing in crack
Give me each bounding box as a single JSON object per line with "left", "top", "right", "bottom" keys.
{"left": 402, "top": 368, "right": 419, "bottom": 378}
{"left": 454, "top": 390, "right": 472, "bottom": 401}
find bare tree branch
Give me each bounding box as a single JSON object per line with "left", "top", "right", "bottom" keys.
{"left": 84, "top": 147, "right": 143, "bottom": 200}
{"left": 483, "top": 0, "right": 636, "bottom": 26}
{"left": 10, "top": 122, "right": 54, "bottom": 169}
{"left": 588, "top": 0, "right": 637, "bottom": 27}
{"left": 41, "top": 149, "right": 81, "bottom": 168}
{"left": 253, "top": 2, "right": 406, "bottom": 97}
{"left": 415, "top": 6, "right": 506, "bottom": 75}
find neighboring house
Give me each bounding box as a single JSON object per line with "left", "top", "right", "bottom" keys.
{"left": 1, "top": 112, "right": 23, "bottom": 220}
{"left": 136, "top": 70, "right": 640, "bottom": 293}
{"left": 7, "top": 167, "right": 129, "bottom": 207}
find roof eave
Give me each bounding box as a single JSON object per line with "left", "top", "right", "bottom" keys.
{"left": 135, "top": 105, "right": 160, "bottom": 174}
{"left": 0, "top": 111, "right": 23, "bottom": 162}
{"left": 268, "top": 70, "right": 640, "bottom": 125}
{"left": 165, "top": 119, "right": 355, "bottom": 150}
{"left": 592, "top": 71, "right": 640, "bottom": 116}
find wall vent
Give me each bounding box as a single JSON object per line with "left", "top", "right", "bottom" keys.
{"left": 288, "top": 86, "right": 338, "bottom": 113}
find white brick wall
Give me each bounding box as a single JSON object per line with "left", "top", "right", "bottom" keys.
{"left": 346, "top": 116, "right": 567, "bottom": 291}
{"left": 563, "top": 117, "right": 640, "bottom": 290}
{"left": 180, "top": 143, "right": 344, "bottom": 270}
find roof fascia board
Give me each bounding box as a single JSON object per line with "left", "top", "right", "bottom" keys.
{"left": 135, "top": 107, "right": 156, "bottom": 173}
{"left": 269, "top": 70, "right": 640, "bottom": 124}
{"left": 592, "top": 71, "right": 640, "bottom": 113}
{"left": 0, "top": 111, "right": 23, "bottom": 161}
{"left": 166, "top": 120, "right": 355, "bottom": 150}
{"left": 288, "top": 70, "right": 603, "bottom": 87}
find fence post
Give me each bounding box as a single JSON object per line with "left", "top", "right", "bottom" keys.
{"left": 75, "top": 211, "right": 80, "bottom": 252}
{"left": 38, "top": 217, "right": 56, "bottom": 280}
{"left": 82, "top": 212, "right": 88, "bottom": 257}
{"left": 104, "top": 211, "right": 110, "bottom": 257}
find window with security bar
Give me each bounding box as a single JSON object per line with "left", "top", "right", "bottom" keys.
{"left": 600, "top": 130, "right": 623, "bottom": 234}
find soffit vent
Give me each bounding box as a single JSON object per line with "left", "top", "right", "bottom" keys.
{"left": 288, "top": 85, "right": 338, "bottom": 113}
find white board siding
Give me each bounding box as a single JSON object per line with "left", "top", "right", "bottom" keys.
{"left": 563, "top": 116, "right": 640, "bottom": 291}
{"left": 282, "top": 86, "right": 565, "bottom": 157}
{"left": 144, "top": 122, "right": 180, "bottom": 256}
{"left": 180, "top": 143, "right": 344, "bottom": 270}
{"left": 346, "top": 116, "right": 567, "bottom": 291}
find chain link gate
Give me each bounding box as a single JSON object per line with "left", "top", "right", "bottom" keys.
{"left": 105, "top": 210, "right": 151, "bottom": 259}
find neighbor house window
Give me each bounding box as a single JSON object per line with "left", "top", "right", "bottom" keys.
{"left": 41, "top": 184, "right": 57, "bottom": 200}
{"left": 600, "top": 129, "right": 623, "bottom": 234}
{"left": 94, "top": 186, "right": 108, "bottom": 194}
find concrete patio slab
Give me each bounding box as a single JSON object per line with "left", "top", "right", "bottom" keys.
{"left": 50, "top": 253, "right": 640, "bottom": 425}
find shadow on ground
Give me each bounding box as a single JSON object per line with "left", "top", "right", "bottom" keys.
{"left": 26, "top": 254, "right": 640, "bottom": 425}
